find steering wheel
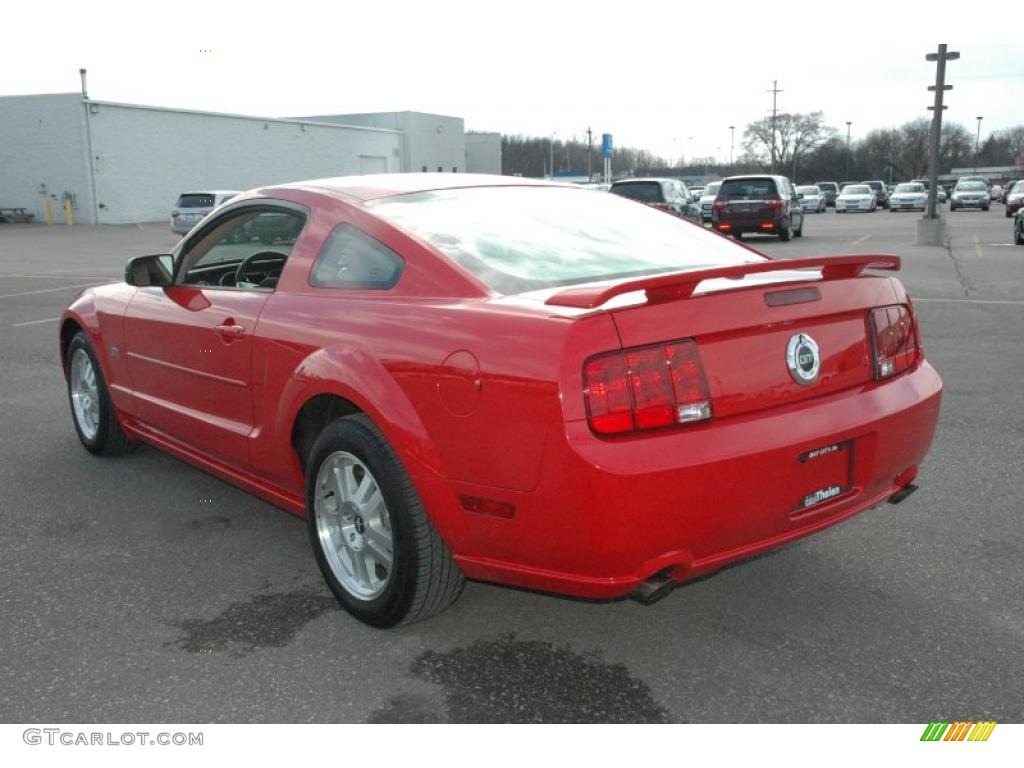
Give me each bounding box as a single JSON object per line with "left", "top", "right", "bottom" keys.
{"left": 234, "top": 251, "right": 286, "bottom": 286}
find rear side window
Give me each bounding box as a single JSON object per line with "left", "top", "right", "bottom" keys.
{"left": 718, "top": 178, "right": 778, "bottom": 199}
{"left": 310, "top": 224, "right": 404, "bottom": 290}
{"left": 610, "top": 182, "right": 666, "bottom": 203}
{"left": 176, "top": 194, "right": 215, "bottom": 208}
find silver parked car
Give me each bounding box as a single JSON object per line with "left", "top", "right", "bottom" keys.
{"left": 610, "top": 178, "right": 694, "bottom": 219}
{"left": 698, "top": 181, "right": 723, "bottom": 223}
{"left": 170, "top": 190, "right": 241, "bottom": 235}
{"left": 888, "top": 182, "right": 928, "bottom": 212}
{"left": 796, "top": 185, "right": 826, "bottom": 213}
{"left": 835, "top": 184, "right": 877, "bottom": 213}
{"left": 950, "top": 180, "right": 991, "bottom": 212}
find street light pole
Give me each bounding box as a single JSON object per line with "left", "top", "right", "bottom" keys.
{"left": 549, "top": 131, "right": 556, "bottom": 179}
{"left": 925, "top": 44, "right": 958, "bottom": 219}
{"left": 845, "top": 121, "right": 852, "bottom": 180}
{"left": 587, "top": 126, "right": 593, "bottom": 183}
{"left": 975, "top": 115, "right": 983, "bottom": 174}
{"left": 729, "top": 125, "right": 735, "bottom": 171}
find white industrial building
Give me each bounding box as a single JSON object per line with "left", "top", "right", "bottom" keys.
{"left": 0, "top": 93, "right": 502, "bottom": 224}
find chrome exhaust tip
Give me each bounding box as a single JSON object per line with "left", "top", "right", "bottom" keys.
{"left": 630, "top": 572, "right": 677, "bottom": 605}
{"left": 887, "top": 483, "right": 919, "bottom": 505}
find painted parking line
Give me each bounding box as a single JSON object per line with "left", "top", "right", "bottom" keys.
{"left": 12, "top": 317, "right": 62, "bottom": 327}
{"left": 915, "top": 297, "right": 1024, "bottom": 306}
{"left": 0, "top": 282, "right": 102, "bottom": 299}
{"left": 851, "top": 234, "right": 871, "bottom": 245}
{"left": 974, "top": 235, "right": 983, "bottom": 258}
{"left": 0, "top": 273, "right": 113, "bottom": 280}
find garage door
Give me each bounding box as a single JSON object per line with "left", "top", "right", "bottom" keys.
{"left": 359, "top": 155, "right": 388, "bottom": 174}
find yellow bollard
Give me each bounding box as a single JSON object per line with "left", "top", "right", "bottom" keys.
{"left": 64, "top": 198, "right": 74, "bottom": 226}
{"left": 45, "top": 198, "right": 54, "bottom": 225}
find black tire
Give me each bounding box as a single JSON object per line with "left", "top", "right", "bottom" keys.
{"left": 306, "top": 414, "right": 463, "bottom": 627}
{"left": 66, "top": 331, "right": 133, "bottom": 455}
{"left": 794, "top": 219, "right": 803, "bottom": 238}
{"left": 779, "top": 219, "right": 792, "bottom": 242}
{"left": 1006, "top": 209, "right": 1012, "bottom": 218}
{"left": 1015, "top": 223, "right": 1023, "bottom": 246}
{"left": 733, "top": 231, "right": 743, "bottom": 240}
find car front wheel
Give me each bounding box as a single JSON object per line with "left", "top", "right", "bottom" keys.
{"left": 306, "top": 414, "right": 464, "bottom": 627}
{"left": 66, "top": 331, "right": 133, "bottom": 455}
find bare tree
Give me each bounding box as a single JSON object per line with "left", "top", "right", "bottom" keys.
{"left": 743, "top": 112, "right": 834, "bottom": 177}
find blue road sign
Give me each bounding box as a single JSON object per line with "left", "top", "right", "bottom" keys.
{"left": 602, "top": 133, "right": 613, "bottom": 158}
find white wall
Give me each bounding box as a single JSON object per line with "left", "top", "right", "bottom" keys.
{"left": 465, "top": 132, "right": 502, "bottom": 175}
{"left": 86, "top": 103, "right": 403, "bottom": 223}
{"left": 0, "top": 93, "right": 91, "bottom": 223}
{"left": 302, "top": 112, "right": 466, "bottom": 173}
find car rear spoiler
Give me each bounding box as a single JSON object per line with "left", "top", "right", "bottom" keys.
{"left": 544, "top": 254, "right": 901, "bottom": 309}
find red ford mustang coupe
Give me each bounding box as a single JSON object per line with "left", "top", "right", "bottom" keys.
{"left": 60, "top": 174, "right": 942, "bottom": 627}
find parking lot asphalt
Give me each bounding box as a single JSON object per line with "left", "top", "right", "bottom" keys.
{"left": 1, "top": 207, "right": 1021, "bottom": 723}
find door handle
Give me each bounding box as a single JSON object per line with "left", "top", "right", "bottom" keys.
{"left": 215, "top": 322, "right": 246, "bottom": 341}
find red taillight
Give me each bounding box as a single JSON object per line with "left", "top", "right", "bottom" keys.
{"left": 712, "top": 200, "right": 727, "bottom": 210}
{"left": 651, "top": 202, "right": 671, "bottom": 212}
{"left": 764, "top": 199, "right": 784, "bottom": 209}
{"left": 584, "top": 340, "right": 711, "bottom": 436}
{"left": 869, "top": 304, "right": 920, "bottom": 379}
{"left": 171, "top": 210, "right": 179, "bottom": 218}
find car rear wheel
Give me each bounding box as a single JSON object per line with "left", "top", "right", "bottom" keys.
{"left": 306, "top": 414, "right": 464, "bottom": 627}
{"left": 779, "top": 219, "right": 792, "bottom": 242}
{"left": 66, "top": 331, "right": 133, "bottom": 455}
{"left": 794, "top": 219, "right": 803, "bottom": 238}
{"left": 1015, "top": 223, "right": 1023, "bottom": 245}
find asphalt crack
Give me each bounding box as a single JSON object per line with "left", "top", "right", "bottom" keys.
{"left": 944, "top": 234, "right": 976, "bottom": 297}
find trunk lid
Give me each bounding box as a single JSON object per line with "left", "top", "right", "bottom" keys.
{"left": 606, "top": 273, "right": 899, "bottom": 419}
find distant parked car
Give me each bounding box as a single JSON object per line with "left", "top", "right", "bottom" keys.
{"left": 170, "top": 191, "right": 240, "bottom": 236}
{"left": 815, "top": 181, "right": 839, "bottom": 207}
{"left": 796, "top": 185, "right": 826, "bottom": 213}
{"left": 610, "top": 178, "right": 693, "bottom": 218}
{"left": 990, "top": 184, "right": 1003, "bottom": 202}
{"left": 836, "top": 184, "right": 877, "bottom": 213}
{"left": 698, "top": 181, "right": 723, "bottom": 223}
{"left": 950, "top": 180, "right": 991, "bottom": 212}
{"left": 1014, "top": 208, "right": 1024, "bottom": 245}
{"left": 888, "top": 182, "right": 928, "bottom": 212}
{"left": 1004, "top": 181, "right": 1024, "bottom": 217}
{"left": 862, "top": 181, "right": 888, "bottom": 209}
{"left": 711, "top": 174, "right": 804, "bottom": 240}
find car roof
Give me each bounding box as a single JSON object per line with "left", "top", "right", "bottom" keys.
{"left": 268, "top": 173, "right": 559, "bottom": 202}
{"left": 611, "top": 178, "right": 679, "bottom": 185}
{"left": 178, "top": 190, "right": 242, "bottom": 196}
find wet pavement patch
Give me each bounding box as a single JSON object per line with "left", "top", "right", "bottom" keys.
{"left": 170, "top": 591, "right": 337, "bottom": 655}
{"left": 372, "top": 633, "right": 668, "bottom": 723}
{"left": 186, "top": 515, "right": 233, "bottom": 531}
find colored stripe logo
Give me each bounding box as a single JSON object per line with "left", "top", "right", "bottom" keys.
{"left": 921, "top": 721, "right": 997, "bottom": 741}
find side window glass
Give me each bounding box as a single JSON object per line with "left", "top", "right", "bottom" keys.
{"left": 180, "top": 209, "right": 305, "bottom": 289}
{"left": 310, "top": 224, "right": 405, "bottom": 290}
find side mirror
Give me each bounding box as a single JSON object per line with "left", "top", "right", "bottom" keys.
{"left": 797, "top": 193, "right": 804, "bottom": 200}
{"left": 125, "top": 254, "right": 174, "bottom": 287}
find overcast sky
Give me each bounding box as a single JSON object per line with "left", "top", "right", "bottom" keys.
{"left": 4, "top": 2, "right": 1021, "bottom": 163}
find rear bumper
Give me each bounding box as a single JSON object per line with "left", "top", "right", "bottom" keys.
{"left": 450, "top": 361, "right": 942, "bottom": 599}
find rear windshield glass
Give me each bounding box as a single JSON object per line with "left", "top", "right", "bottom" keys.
{"left": 718, "top": 178, "right": 778, "bottom": 199}
{"left": 176, "top": 194, "right": 216, "bottom": 208}
{"left": 895, "top": 183, "right": 924, "bottom": 193}
{"left": 703, "top": 182, "right": 722, "bottom": 196}
{"left": 609, "top": 182, "right": 665, "bottom": 203}
{"left": 815, "top": 183, "right": 838, "bottom": 191}
{"left": 368, "top": 187, "right": 761, "bottom": 295}
{"left": 956, "top": 181, "right": 987, "bottom": 191}
{"left": 863, "top": 182, "right": 882, "bottom": 190}
{"left": 796, "top": 186, "right": 820, "bottom": 195}
{"left": 842, "top": 185, "right": 871, "bottom": 195}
